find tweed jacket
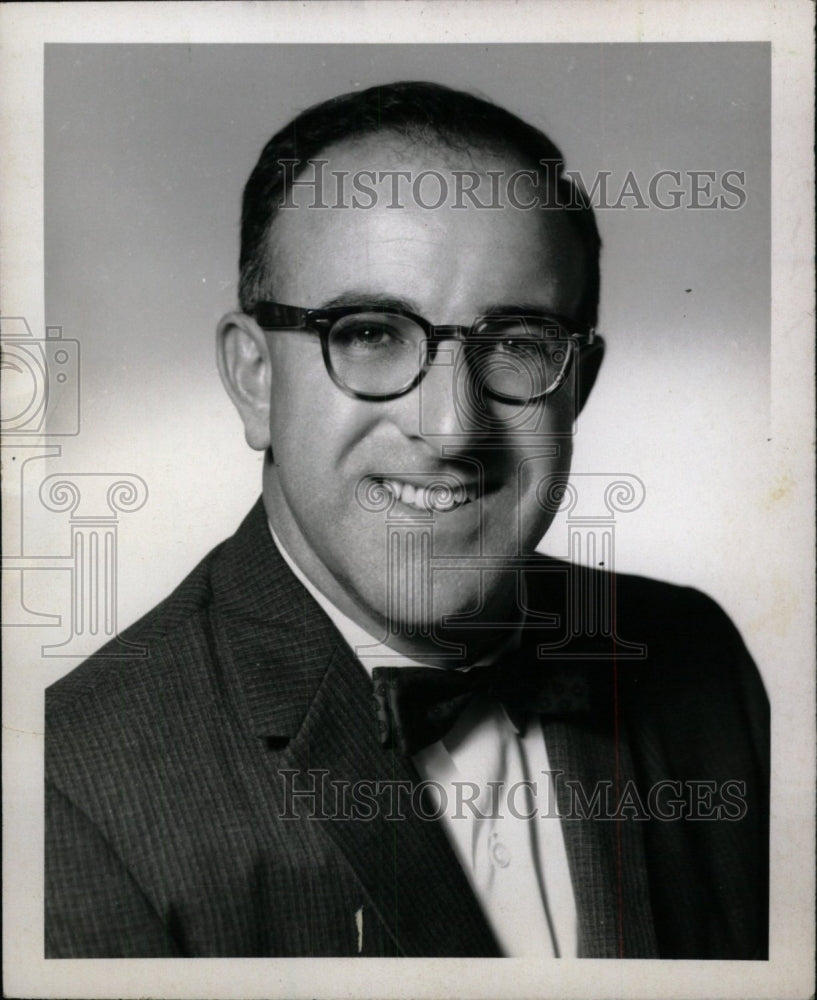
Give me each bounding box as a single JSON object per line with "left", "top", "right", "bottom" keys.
{"left": 45, "top": 499, "right": 769, "bottom": 958}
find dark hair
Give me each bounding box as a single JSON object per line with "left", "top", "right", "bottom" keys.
{"left": 239, "top": 81, "right": 601, "bottom": 326}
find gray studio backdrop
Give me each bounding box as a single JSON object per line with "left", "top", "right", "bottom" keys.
{"left": 41, "top": 43, "right": 770, "bottom": 679}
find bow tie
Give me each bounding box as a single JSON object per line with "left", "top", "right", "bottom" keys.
{"left": 372, "top": 657, "right": 597, "bottom": 756}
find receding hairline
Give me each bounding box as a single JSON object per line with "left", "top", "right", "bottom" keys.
{"left": 261, "top": 128, "right": 582, "bottom": 302}
{"left": 238, "top": 80, "right": 601, "bottom": 326}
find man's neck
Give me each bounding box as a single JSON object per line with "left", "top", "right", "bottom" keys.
{"left": 263, "top": 488, "right": 521, "bottom": 668}
{"left": 270, "top": 518, "right": 525, "bottom": 672}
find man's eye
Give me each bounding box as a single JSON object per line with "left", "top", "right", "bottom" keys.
{"left": 330, "top": 313, "right": 419, "bottom": 356}
{"left": 490, "top": 336, "right": 568, "bottom": 366}
{"left": 493, "top": 337, "right": 541, "bottom": 356}
{"left": 353, "top": 325, "right": 390, "bottom": 346}
{"left": 337, "top": 323, "right": 396, "bottom": 350}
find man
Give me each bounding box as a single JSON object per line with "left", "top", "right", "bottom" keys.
{"left": 45, "top": 81, "right": 768, "bottom": 958}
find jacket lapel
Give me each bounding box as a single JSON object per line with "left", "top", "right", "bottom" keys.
{"left": 280, "top": 639, "right": 501, "bottom": 956}
{"left": 518, "top": 566, "right": 660, "bottom": 959}
{"left": 544, "top": 710, "right": 659, "bottom": 958}
{"left": 210, "top": 499, "right": 500, "bottom": 957}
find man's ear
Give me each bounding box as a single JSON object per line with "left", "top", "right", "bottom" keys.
{"left": 575, "top": 336, "right": 605, "bottom": 415}
{"left": 216, "top": 311, "right": 272, "bottom": 451}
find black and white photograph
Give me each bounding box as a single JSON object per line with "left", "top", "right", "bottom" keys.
{"left": 1, "top": 3, "right": 814, "bottom": 999}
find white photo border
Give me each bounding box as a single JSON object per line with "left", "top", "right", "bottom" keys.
{"left": 2, "top": 3, "right": 814, "bottom": 999}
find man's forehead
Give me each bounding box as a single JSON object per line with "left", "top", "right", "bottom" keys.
{"left": 280, "top": 131, "right": 539, "bottom": 214}
{"left": 264, "top": 131, "right": 585, "bottom": 318}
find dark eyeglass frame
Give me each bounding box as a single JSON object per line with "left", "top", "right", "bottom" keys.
{"left": 252, "top": 300, "right": 599, "bottom": 403}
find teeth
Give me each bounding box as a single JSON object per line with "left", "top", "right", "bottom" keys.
{"left": 381, "top": 479, "right": 471, "bottom": 512}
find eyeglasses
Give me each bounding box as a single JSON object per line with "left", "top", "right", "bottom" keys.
{"left": 252, "top": 300, "right": 598, "bottom": 403}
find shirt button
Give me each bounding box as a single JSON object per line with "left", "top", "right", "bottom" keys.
{"left": 491, "top": 841, "right": 511, "bottom": 868}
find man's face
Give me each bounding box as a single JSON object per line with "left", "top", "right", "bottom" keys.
{"left": 256, "top": 136, "right": 586, "bottom": 655}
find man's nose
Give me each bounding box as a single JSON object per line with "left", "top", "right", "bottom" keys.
{"left": 414, "top": 339, "right": 483, "bottom": 441}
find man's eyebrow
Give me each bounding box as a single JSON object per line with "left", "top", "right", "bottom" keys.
{"left": 318, "top": 294, "right": 566, "bottom": 320}
{"left": 478, "top": 302, "right": 562, "bottom": 317}
{"left": 319, "top": 291, "right": 422, "bottom": 313}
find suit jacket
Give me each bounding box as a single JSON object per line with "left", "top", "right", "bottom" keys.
{"left": 45, "top": 499, "right": 769, "bottom": 958}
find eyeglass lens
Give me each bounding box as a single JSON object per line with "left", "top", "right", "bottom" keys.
{"left": 327, "top": 312, "right": 574, "bottom": 401}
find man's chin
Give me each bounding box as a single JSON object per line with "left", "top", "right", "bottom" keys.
{"left": 348, "top": 573, "right": 520, "bottom": 662}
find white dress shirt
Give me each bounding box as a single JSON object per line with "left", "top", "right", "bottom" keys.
{"left": 269, "top": 523, "right": 578, "bottom": 957}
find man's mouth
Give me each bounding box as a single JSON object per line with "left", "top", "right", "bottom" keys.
{"left": 372, "top": 476, "right": 478, "bottom": 513}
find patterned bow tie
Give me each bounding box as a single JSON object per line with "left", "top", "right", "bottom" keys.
{"left": 372, "top": 657, "right": 596, "bottom": 756}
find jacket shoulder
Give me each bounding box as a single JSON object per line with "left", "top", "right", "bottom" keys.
{"left": 46, "top": 538, "right": 227, "bottom": 734}
{"left": 584, "top": 565, "right": 768, "bottom": 762}
{"left": 535, "top": 557, "right": 752, "bottom": 652}
{"left": 529, "top": 557, "right": 768, "bottom": 717}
